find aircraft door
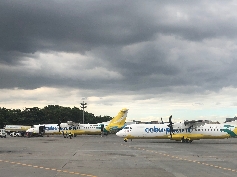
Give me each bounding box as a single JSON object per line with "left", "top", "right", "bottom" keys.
{"left": 39, "top": 126, "right": 45, "bottom": 136}
{"left": 101, "top": 124, "right": 104, "bottom": 131}
{"left": 101, "top": 124, "right": 106, "bottom": 136}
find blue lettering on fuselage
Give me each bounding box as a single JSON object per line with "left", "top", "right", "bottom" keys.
{"left": 144, "top": 126, "right": 192, "bottom": 134}
{"left": 145, "top": 126, "right": 170, "bottom": 134}
{"left": 68, "top": 126, "right": 77, "bottom": 130}
{"left": 45, "top": 126, "right": 58, "bottom": 131}
{"left": 60, "top": 126, "right": 79, "bottom": 131}
{"left": 45, "top": 126, "right": 79, "bottom": 131}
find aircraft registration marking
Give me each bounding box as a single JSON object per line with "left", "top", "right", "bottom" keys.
{"left": 0, "top": 159, "right": 98, "bottom": 177}
{"left": 120, "top": 143, "right": 237, "bottom": 174}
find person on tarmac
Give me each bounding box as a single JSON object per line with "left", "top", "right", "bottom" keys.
{"left": 68, "top": 132, "right": 72, "bottom": 139}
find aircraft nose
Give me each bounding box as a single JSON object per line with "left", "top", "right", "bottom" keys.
{"left": 116, "top": 131, "right": 122, "bottom": 137}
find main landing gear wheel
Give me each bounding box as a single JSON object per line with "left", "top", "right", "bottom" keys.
{"left": 181, "top": 138, "right": 193, "bottom": 143}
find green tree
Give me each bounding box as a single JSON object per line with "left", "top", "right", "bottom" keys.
{"left": 0, "top": 105, "right": 112, "bottom": 126}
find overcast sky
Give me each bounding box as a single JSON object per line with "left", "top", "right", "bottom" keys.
{"left": 1, "top": 0, "right": 237, "bottom": 122}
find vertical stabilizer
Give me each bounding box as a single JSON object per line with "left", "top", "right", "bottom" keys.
{"left": 105, "top": 108, "right": 129, "bottom": 132}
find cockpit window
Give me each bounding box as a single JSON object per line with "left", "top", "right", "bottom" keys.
{"left": 124, "top": 127, "right": 129, "bottom": 129}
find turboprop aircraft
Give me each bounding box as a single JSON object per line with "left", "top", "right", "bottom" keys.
{"left": 26, "top": 122, "right": 72, "bottom": 137}
{"left": 26, "top": 108, "right": 129, "bottom": 137}
{"left": 116, "top": 115, "right": 237, "bottom": 143}
{"left": 60, "top": 108, "right": 129, "bottom": 136}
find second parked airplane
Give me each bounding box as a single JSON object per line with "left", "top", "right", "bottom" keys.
{"left": 116, "top": 115, "right": 237, "bottom": 143}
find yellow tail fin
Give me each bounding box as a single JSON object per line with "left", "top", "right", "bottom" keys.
{"left": 105, "top": 108, "right": 129, "bottom": 132}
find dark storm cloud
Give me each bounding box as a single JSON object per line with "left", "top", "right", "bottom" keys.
{"left": 0, "top": 1, "right": 158, "bottom": 63}
{"left": 1, "top": 0, "right": 237, "bottom": 95}
{"left": 3, "top": 1, "right": 234, "bottom": 60}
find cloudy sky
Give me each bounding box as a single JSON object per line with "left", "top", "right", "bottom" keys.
{"left": 1, "top": 0, "right": 237, "bottom": 122}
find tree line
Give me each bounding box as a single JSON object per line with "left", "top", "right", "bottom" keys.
{"left": 0, "top": 105, "right": 112, "bottom": 128}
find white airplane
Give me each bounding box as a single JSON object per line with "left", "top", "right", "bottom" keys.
{"left": 116, "top": 115, "right": 237, "bottom": 143}
{"left": 26, "top": 108, "right": 129, "bottom": 137}
{"left": 60, "top": 108, "right": 129, "bottom": 137}
{"left": 26, "top": 122, "right": 71, "bottom": 137}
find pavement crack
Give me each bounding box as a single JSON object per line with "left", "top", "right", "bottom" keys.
{"left": 62, "top": 162, "right": 67, "bottom": 168}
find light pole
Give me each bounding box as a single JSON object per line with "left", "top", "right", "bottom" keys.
{"left": 80, "top": 101, "right": 87, "bottom": 124}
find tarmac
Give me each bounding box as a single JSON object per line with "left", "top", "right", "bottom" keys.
{"left": 1, "top": 134, "right": 237, "bottom": 177}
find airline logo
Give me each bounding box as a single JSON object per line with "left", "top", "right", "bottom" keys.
{"left": 45, "top": 126, "right": 58, "bottom": 131}
{"left": 144, "top": 126, "right": 192, "bottom": 134}
{"left": 220, "top": 125, "right": 237, "bottom": 137}
{"left": 45, "top": 126, "right": 77, "bottom": 131}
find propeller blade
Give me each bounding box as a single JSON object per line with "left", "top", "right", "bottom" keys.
{"left": 58, "top": 119, "right": 61, "bottom": 132}
{"left": 169, "top": 115, "right": 172, "bottom": 123}
{"left": 170, "top": 126, "right": 173, "bottom": 138}
{"left": 168, "top": 115, "right": 173, "bottom": 138}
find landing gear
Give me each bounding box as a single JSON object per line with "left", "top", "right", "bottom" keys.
{"left": 181, "top": 138, "right": 193, "bottom": 143}
{"left": 124, "top": 138, "right": 128, "bottom": 142}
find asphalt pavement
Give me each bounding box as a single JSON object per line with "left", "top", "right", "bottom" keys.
{"left": 1, "top": 134, "right": 237, "bottom": 177}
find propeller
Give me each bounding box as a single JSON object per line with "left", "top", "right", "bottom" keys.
{"left": 57, "top": 119, "right": 61, "bottom": 132}
{"left": 167, "top": 115, "right": 173, "bottom": 138}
